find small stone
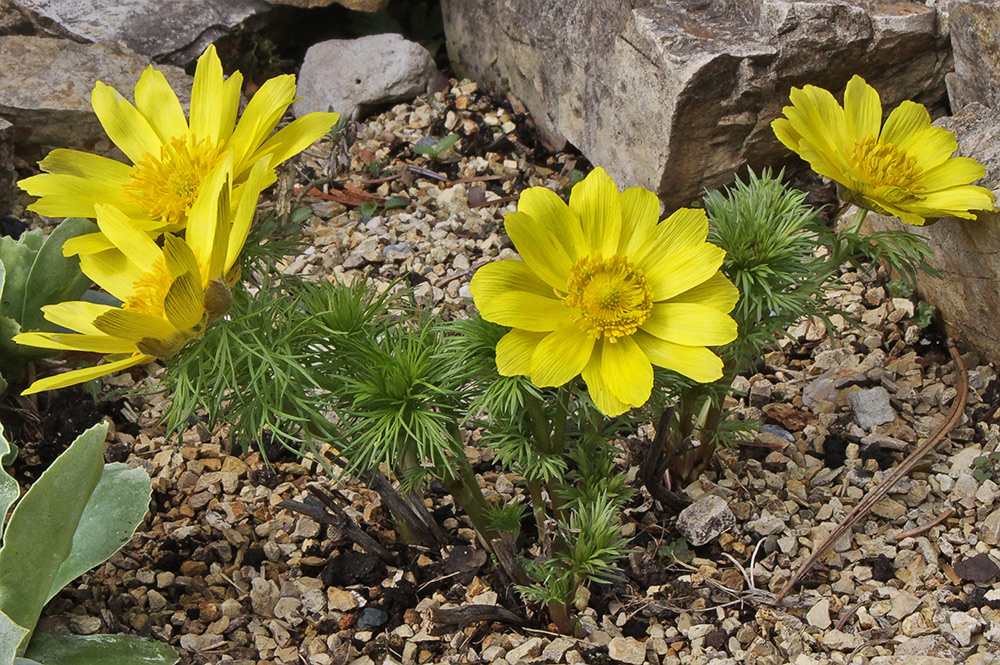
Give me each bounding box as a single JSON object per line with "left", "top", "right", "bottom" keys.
{"left": 542, "top": 637, "right": 574, "bottom": 662}
{"left": 505, "top": 636, "right": 544, "bottom": 663}
{"left": 607, "top": 636, "right": 646, "bottom": 665}
{"left": 147, "top": 589, "right": 168, "bottom": 612}
{"left": 949, "top": 611, "right": 982, "bottom": 647}
{"left": 953, "top": 553, "right": 1000, "bottom": 583}
{"left": 981, "top": 507, "right": 1000, "bottom": 546}
{"left": 69, "top": 616, "right": 102, "bottom": 635}
{"left": 871, "top": 497, "right": 907, "bottom": 520}
{"left": 676, "top": 495, "right": 736, "bottom": 546}
{"left": 847, "top": 387, "right": 895, "bottom": 431}
{"left": 356, "top": 607, "right": 388, "bottom": 630}
{"left": 822, "top": 629, "right": 864, "bottom": 651}
{"left": 806, "top": 598, "right": 831, "bottom": 630}
{"left": 747, "top": 512, "right": 786, "bottom": 536}
{"left": 328, "top": 587, "right": 359, "bottom": 612}
{"left": 901, "top": 612, "right": 935, "bottom": 637}
{"left": 888, "top": 590, "right": 921, "bottom": 620}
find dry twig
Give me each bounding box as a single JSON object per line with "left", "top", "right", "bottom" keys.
{"left": 774, "top": 341, "right": 968, "bottom": 603}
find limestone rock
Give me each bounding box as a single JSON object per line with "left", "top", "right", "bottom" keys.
{"left": 676, "top": 494, "right": 735, "bottom": 546}
{"left": 0, "top": 37, "right": 192, "bottom": 157}
{"left": 946, "top": 1, "right": 1000, "bottom": 111}
{"left": 0, "top": 0, "right": 269, "bottom": 65}
{"left": 867, "top": 103, "right": 1000, "bottom": 364}
{"left": 441, "top": 0, "right": 950, "bottom": 209}
{"left": 266, "top": 0, "right": 388, "bottom": 9}
{"left": 847, "top": 387, "right": 895, "bottom": 431}
{"left": 0, "top": 117, "right": 14, "bottom": 215}
{"left": 294, "top": 34, "right": 442, "bottom": 120}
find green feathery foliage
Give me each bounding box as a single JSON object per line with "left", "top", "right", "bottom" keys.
{"left": 705, "top": 169, "right": 836, "bottom": 372}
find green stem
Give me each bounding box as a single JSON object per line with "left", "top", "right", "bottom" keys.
{"left": 442, "top": 424, "right": 498, "bottom": 543}
{"left": 847, "top": 206, "right": 869, "bottom": 235}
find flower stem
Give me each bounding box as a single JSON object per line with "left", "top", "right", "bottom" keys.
{"left": 847, "top": 206, "right": 869, "bottom": 235}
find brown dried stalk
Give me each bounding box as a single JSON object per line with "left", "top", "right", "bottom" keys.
{"left": 774, "top": 341, "right": 968, "bottom": 603}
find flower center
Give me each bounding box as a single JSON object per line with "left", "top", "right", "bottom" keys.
{"left": 564, "top": 254, "right": 653, "bottom": 341}
{"left": 847, "top": 135, "right": 923, "bottom": 190}
{"left": 125, "top": 135, "right": 225, "bottom": 228}
{"left": 123, "top": 258, "right": 173, "bottom": 320}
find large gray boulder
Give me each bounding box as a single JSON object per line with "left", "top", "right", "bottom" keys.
{"left": 293, "top": 34, "right": 442, "bottom": 120}
{"left": 441, "top": 0, "right": 951, "bottom": 209}
{"left": 946, "top": 1, "right": 1000, "bottom": 111}
{"left": 867, "top": 103, "right": 1000, "bottom": 363}
{"left": 0, "top": 36, "right": 192, "bottom": 157}
{"left": 0, "top": 0, "right": 269, "bottom": 66}
{"left": 0, "top": 117, "right": 15, "bottom": 216}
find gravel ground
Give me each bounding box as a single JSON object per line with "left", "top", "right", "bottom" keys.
{"left": 15, "top": 79, "right": 1000, "bottom": 665}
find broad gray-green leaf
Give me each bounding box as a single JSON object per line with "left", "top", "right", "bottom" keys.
{"left": 24, "top": 633, "right": 178, "bottom": 665}
{"left": 0, "top": 610, "right": 30, "bottom": 665}
{"left": 0, "top": 231, "right": 40, "bottom": 319}
{"left": 20, "top": 218, "right": 97, "bottom": 332}
{"left": 0, "top": 423, "right": 107, "bottom": 641}
{"left": 47, "top": 463, "right": 151, "bottom": 603}
{"left": 0, "top": 422, "right": 20, "bottom": 542}
{"left": 13, "top": 659, "right": 42, "bottom": 665}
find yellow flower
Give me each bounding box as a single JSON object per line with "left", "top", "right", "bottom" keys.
{"left": 13, "top": 156, "right": 270, "bottom": 395}
{"left": 772, "top": 75, "right": 995, "bottom": 226}
{"left": 470, "top": 168, "right": 739, "bottom": 416}
{"left": 18, "top": 44, "right": 338, "bottom": 252}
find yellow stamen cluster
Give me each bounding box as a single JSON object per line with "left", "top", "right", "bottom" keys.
{"left": 847, "top": 135, "right": 924, "bottom": 191}
{"left": 564, "top": 254, "right": 653, "bottom": 342}
{"left": 124, "top": 135, "right": 225, "bottom": 227}
{"left": 122, "top": 258, "right": 173, "bottom": 319}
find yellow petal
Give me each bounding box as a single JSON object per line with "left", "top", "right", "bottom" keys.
{"left": 134, "top": 66, "right": 188, "bottom": 142}
{"left": 19, "top": 173, "right": 135, "bottom": 218}
{"left": 771, "top": 116, "right": 802, "bottom": 152}
{"left": 920, "top": 157, "right": 986, "bottom": 192}
{"left": 475, "top": 290, "right": 575, "bottom": 332}
{"left": 217, "top": 70, "right": 244, "bottom": 145}
{"left": 641, "top": 243, "right": 726, "bottom": 302}
{"left": 529, "top": 325, "right": 595, "bottom": 387}
{"left": 20, "top": 354, "right": 152, "bottom": 395}
{"left": 162, "top": 234, "right": 201, "bottom": 281}
{"left": 62, "top": 232, "right": 115, "bottom": 257}
{"left": 495, "top": 328, "right": 547, "bottom": 376}
{"left": 79, "top": 249, "right": 143, "bottom": 302}
{"left": 843, "top": 75, "right": 881, "bottom": 142}
{"left": 787, "top": 84, "right": 847, "bottom": 155}
{"left": 618, "top": 187, "right": 660, "bottom": 256}
{"left": 36, "top": 149, "right": 132, "bottom": 183}
{"left": 630, "top": 207, "right": 708, "bottom": 267}
{"left": 581, "top": 346, "right": 631, "bottom": 417}
{"left": 599, "top": 335, "right": 653, "bottom": 407}
{"left": 913, "top": 186, "right": 996, "bottom": 218}
{"left": 164, "top": 273, "right": 205, "bottom": 330}
{"left": 226, "top": 157, "right": 272, "bottom": 272}
{"left": 896, "top": 126, "right": 958, "bottom": 172}
{"left": 879, "top": 100, "right": 931, "bottom": 146}
{"left": 641, "top": 302, "right": 737, "bottom": 346}
{"left": 503, "top": 210, "right": 573, "bottom": 291}
{"left": 252, "top": 112, "right": 340, "bottom": 172}
{"left": 94, "top": 204, "right": 163, "bottom": 272}
{"left": 569, "top": 167, "right": 621, "bottom": 256}
{"left": 94, "top": 309, "right": 176, "bottom": 342}
{"left": 186, "top": 155, "right": 233, "bottom": 279}
{"left": 515, "top": 185, "right": 585, "bottom": 262}
{"left": 91, "top": 82, "right": 162, "bottom": 164}
{"left": 190, "top": 44, "right": 227, "bottom": 143}
{"left": 666, "top": 271, "right": 739, "bottom": 313}
{"left": 634, "top": 330, "right": 724, "bottom": 383}
{"left": 12, "top": 331, "right": 136, "bottom": 354}
{"left": 40, "top": 301, "right": 116, "bottom": 336}
{"left": 228, "top": 74, "right": 296, "bottom": 171}
{"left": 470, "top": 260, "right": 555, "bottom": 305}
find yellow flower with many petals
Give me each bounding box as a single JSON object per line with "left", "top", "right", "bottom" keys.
{"left": 13, "top": 155, "right": 270, "bottom": 395}
{"left": 772, "top": 75, "right": 995, "bottom": 226}
{"left": 18, "top": 44, "right": 338, "bottom": 253}
{"left": 470, "top": 168, "right": 739, "bottom": 416}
